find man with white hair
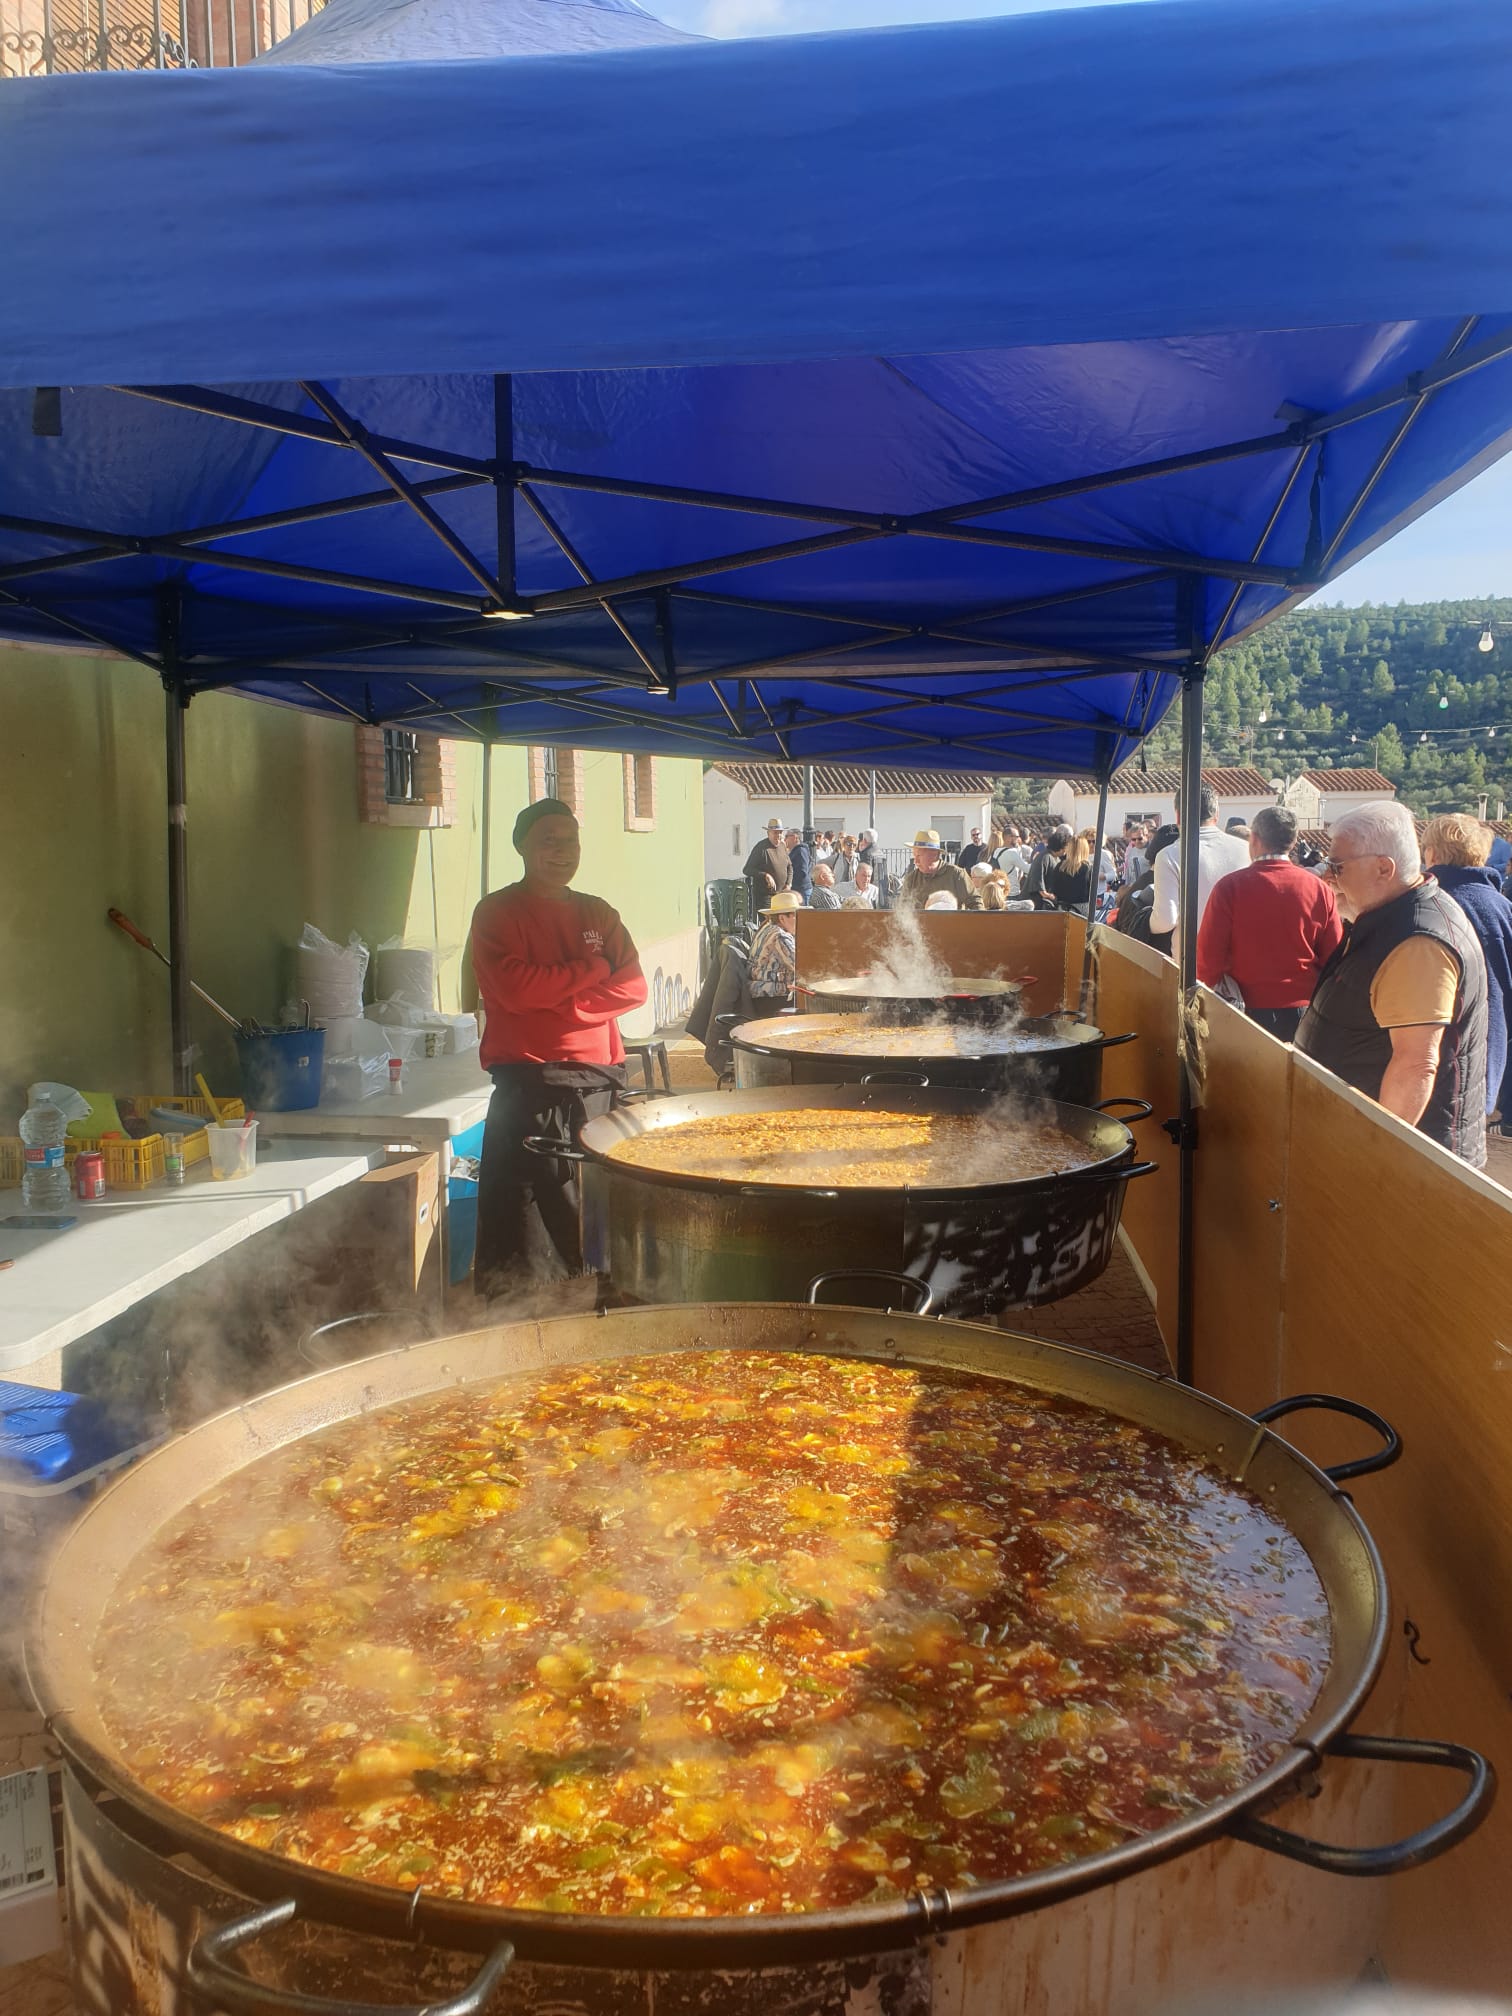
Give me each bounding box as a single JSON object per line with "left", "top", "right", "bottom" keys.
{"left": 856, "top": 828, "right": 891, "bottom": 910}
{"left": 1296, "top": 801, "right": 1489, "bottom": 1166}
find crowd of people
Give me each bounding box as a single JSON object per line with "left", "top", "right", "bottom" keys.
{"left": 739, "top": 819, "right": 1120, "bottom": 917}
{"left": 738, "top": 793, "right": 1512, "bottom": 1171}
{"left": 464, "top": 788, "right": 1512, "bottom": 1292}
{"left": 1119, "top": 789, "right": 1511, "bottom": 1172}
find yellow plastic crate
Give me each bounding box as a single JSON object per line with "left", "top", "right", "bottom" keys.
{"left": 1, "top": 1095, "right": 243, "bottom": 1189}
{"left": 121, "top": 1094, "right": 245, "bottom": 1124}
{"left": 94, "top": 1134, "right": 166, "bottom": 1190}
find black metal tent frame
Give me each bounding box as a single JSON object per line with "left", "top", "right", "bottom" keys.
{"left": 4, "top": 321, "right": 1506, "bottom": 758}
{"left": 7, "top": 321, "right": 1507, "bottom": 1380}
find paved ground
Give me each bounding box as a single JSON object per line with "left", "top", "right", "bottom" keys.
{"left": 1485, "top": 1126, "right": 1512, "bottom": 1193}
{"left": 992, "top": 1242, "right": 1170, "bottom": 1377}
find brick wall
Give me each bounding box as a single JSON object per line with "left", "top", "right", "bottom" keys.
{"left": 355, "top": 726, "right": 456, "bottom": 829}
{"left": 527, "top": 746, "right": 585, "bottom": 819}
{"left": 622, "top": 753, "right": 656, "bottom": 832}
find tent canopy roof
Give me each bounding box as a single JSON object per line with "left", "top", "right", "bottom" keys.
{"left": 4, "top": 0, "right": 1512, "bottom": 776}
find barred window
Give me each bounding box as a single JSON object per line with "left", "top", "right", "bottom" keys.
{"left": 528, "top": 747, "right": 584, "bottom": 818}
{"left": 623, "top": 753, "right": 656, "bottom": 833}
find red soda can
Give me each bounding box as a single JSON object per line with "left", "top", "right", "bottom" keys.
{"left": 75, "top": 1150, "right": 106, "bottom": 1201}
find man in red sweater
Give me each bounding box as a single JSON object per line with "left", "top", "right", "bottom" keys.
{"left": 469, "top": 798, "right": 647, "bottom": 1296}
{"left": 1196, "top": 805, "right": 1341, "bottom": 1040}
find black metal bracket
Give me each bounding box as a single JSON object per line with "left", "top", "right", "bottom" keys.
{"left": 1160, "top": 1113, "right": 1197, "bottom": 1149}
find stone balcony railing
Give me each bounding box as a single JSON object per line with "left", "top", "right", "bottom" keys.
{"left": 2, "top": 0, "right": 322, "bottom": 74}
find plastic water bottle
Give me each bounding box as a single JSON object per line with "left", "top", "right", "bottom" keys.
{"left": 20, "top": 1086, "right": 71, "bottom": 1211}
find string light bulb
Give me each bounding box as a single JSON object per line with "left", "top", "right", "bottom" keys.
{"left": 1438, "top": 695, "right": 1450, "bottom": 710}
{"left": 1479, "top": 627, "right": 1496, "bottom": 653}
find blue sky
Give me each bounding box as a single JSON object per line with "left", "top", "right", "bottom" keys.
{"left": 652, "top": 0, "right": 1511, "bottom": 607}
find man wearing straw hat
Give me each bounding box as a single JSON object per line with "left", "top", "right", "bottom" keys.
{"left": 899, "top": 830, "right": 980, "bottom": 911}
{"left": 469, "top": 798, "right": 647, "bottom": 1296}
{"left": 741, "top": 818, "right": 792, "bottom": 900}
{"left": 748, "top": 890, "right": 805, "bottom": 1016}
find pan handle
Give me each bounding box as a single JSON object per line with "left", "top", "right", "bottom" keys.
{"left": 1251, "top": 1392, "right": 1401, "bottom": 1482}
{"left": 1230, "top": 1734, "right": 1495, "bottom": 1875}
{"left": 806, "top": 1269, "right": 933, "bottom": 1315}
{"left": 859, "top": 1071, "right": 931, "bottom": 1087}
{"left": 1095, "top": 1031, "right": 1139, "bottom": 1049}
{"left": 739, "top": 1183, "right": 839, "bottom": 1200}
{"left": 1091, "top": 1095, "right": 1153, "bottom": 1122}
{"left": 520, "top": 1134, "right": 588, "bottom": 1163}
{"left": 188, "top": 1898, "right": 515, "bottom": 2015}
{"left": 1059, "top": 1158, "right": 1160, "bottom": 1187}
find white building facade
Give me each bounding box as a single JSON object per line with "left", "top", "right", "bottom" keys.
{"left": 1282, "top": 769, "right": 1398, "bottom": 828}
{"left": 1049, "top": 765, "right": 1280, "bottom": 834}
{"left": 704, "top": 764, "right": 998, "bottom": 876}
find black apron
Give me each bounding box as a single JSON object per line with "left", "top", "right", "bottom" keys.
{"left": 474, "top": 1062, "right": 627, "bottom": 1297}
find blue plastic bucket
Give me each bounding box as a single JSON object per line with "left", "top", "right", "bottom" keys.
{"left": 235, "top": 1028, "right": 326, "bottom": 1111}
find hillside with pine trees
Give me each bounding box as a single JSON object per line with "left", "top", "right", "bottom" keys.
{"left": 998, "top": 597, "right": 1512, "bottom": 818}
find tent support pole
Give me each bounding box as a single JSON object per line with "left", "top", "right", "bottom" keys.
{"left": 1174, "top": 659, "right": 1206, "bottom": 1386}
{"left": 802, "top": 766, "right": 815, "bottom": 847}
{"left": 868, "top": 769, "right": 877, "bottom": 833}
{"left": 1080, "top": 770, "right": 1110, "bottom": 1017}
{"left": 480, "top": 739, "right": 492, "bottom": 902}
{"left": 494, "top": 374, "right": 516, "bottom": 609}
{"left": 159, "top": 588, "right": 194, "bottom": 1095}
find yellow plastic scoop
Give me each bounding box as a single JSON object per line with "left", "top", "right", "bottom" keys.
{"left": 195, "top": 1072, "right": 227, "bottom": 1126}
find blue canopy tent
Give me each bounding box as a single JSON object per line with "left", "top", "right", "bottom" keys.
{"left": 4, "top": 0, "right": 1512, "bottom": 778}
{"left": 5, "top": 0, "right": 1512, "bottom": 1367}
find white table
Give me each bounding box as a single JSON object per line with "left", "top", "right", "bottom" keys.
{"left": 254, "top": 1052, "right": 493, "bottom": 1156}
{"left": 0, "top": 1138, "right": 385, "bottom": 1379}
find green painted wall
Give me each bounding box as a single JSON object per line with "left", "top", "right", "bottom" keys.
{"left": 1, "top": 647, "right": 703, "bottom": 1125}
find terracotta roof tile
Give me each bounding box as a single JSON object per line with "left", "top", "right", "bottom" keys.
{"left": 713, "top": 763, "right": 998, "bottom": 796}
{"left": 1062, "top": 765, "right": 1273, "bottom": 797}
{"left": 1298, "top": 768, "right": 1396, "bottom": 792}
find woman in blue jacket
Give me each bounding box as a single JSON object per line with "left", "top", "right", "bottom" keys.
{"left": 1423, "top": 815, "right": 1512, "bottom": 1133}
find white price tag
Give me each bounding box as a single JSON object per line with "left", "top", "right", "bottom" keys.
{"left": 0, "top": 1769, "right": 56, "bottom": 1899}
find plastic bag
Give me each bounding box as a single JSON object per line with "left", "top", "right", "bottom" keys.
{"left": 320, "top": 1016, "right": 391, "bottom": 1103}
{"left": 366, "top": 1000, "right": 480, "bottom": 1057}
{"left": 295, "top": 922, "right": 369, "bottom": 1022}
{"left": 30, "top": 1082, "right": 93, "bottom": 1132}
{"left": 373, "top": 936, "right": 443, "bottom": 1013}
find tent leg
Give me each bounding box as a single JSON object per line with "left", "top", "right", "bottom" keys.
{"left": 1080, "top": 772, "right": 1110, "bottom": 1017}
{"left": 480, "top": 739, "right": 493, "bottom": 901}
{"left": 868, "top": 768, "right": 877, "bottom": 834}
{"left": 802, "top": 764, "right": 815, "bottom": 847}
{"left": 164, "top": 682, "right": 193, "bottom": 1095}
{"left": 1174, "top": 663, "right": 1206, "bottom": 1385}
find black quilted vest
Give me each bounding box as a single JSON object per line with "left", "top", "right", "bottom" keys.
{"left": 1295, "top": 879, "right": 1488, "bottom": 1167}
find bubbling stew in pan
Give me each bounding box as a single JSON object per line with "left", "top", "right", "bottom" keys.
{"left": 602, "top": 1109, "right": 1096, "bottom": 1188}
{"left": 96, "top": 1351, "right": 1329, "bottom": 1919}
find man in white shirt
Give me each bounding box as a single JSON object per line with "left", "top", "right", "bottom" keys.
{"left": 993, "top": 825, "right": 1029, "bottom": 895}
{"left": 1150, "top": 786, "right": 1249, "bottom": 952}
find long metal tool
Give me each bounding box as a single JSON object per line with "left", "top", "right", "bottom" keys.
{"left": 107, "top": 908, "right": 244, "bottom": 1034}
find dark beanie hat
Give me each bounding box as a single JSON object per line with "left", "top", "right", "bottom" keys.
{"left": 512, "top": 798, "right": 576, "bottom": 851}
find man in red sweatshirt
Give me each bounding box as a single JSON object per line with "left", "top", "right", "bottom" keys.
{"left": 1196, "top": 805, "right": 1341, "bottom": 1041}
{"left": 469, "top": 798, "right": 647, "bottom": 1295}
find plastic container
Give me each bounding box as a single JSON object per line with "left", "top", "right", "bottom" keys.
{"left": 19, "top": 1090, "right": 70, "bottom": 1212}
{"left": 73, "top": 1151, "right": 105, "bottom": 1202}
{"left": 235, "top": 1029, "right": 325, "bottom": 1112}
{"left": 388, "top": 1056, "right": 404, "bottom": 1096}
{"left": 206, "top": 1122, "right": 258, "bottom": 1181}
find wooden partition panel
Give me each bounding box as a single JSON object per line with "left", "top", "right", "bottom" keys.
{"left": 1187, "top": 991, "right": 1292, "bottom": 1415}
{"left": 792, "top": 909, "right": 1070, "bottom": 1017}
{"left": 1090, "top": 932, "right": 1180, "bottom": 1334}
{"left": 1064, "top": 933, "right": 1512, "bottom": 1986}
{"left": 1278, "top": 1057, "right": 1512, "bottom": 1993}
